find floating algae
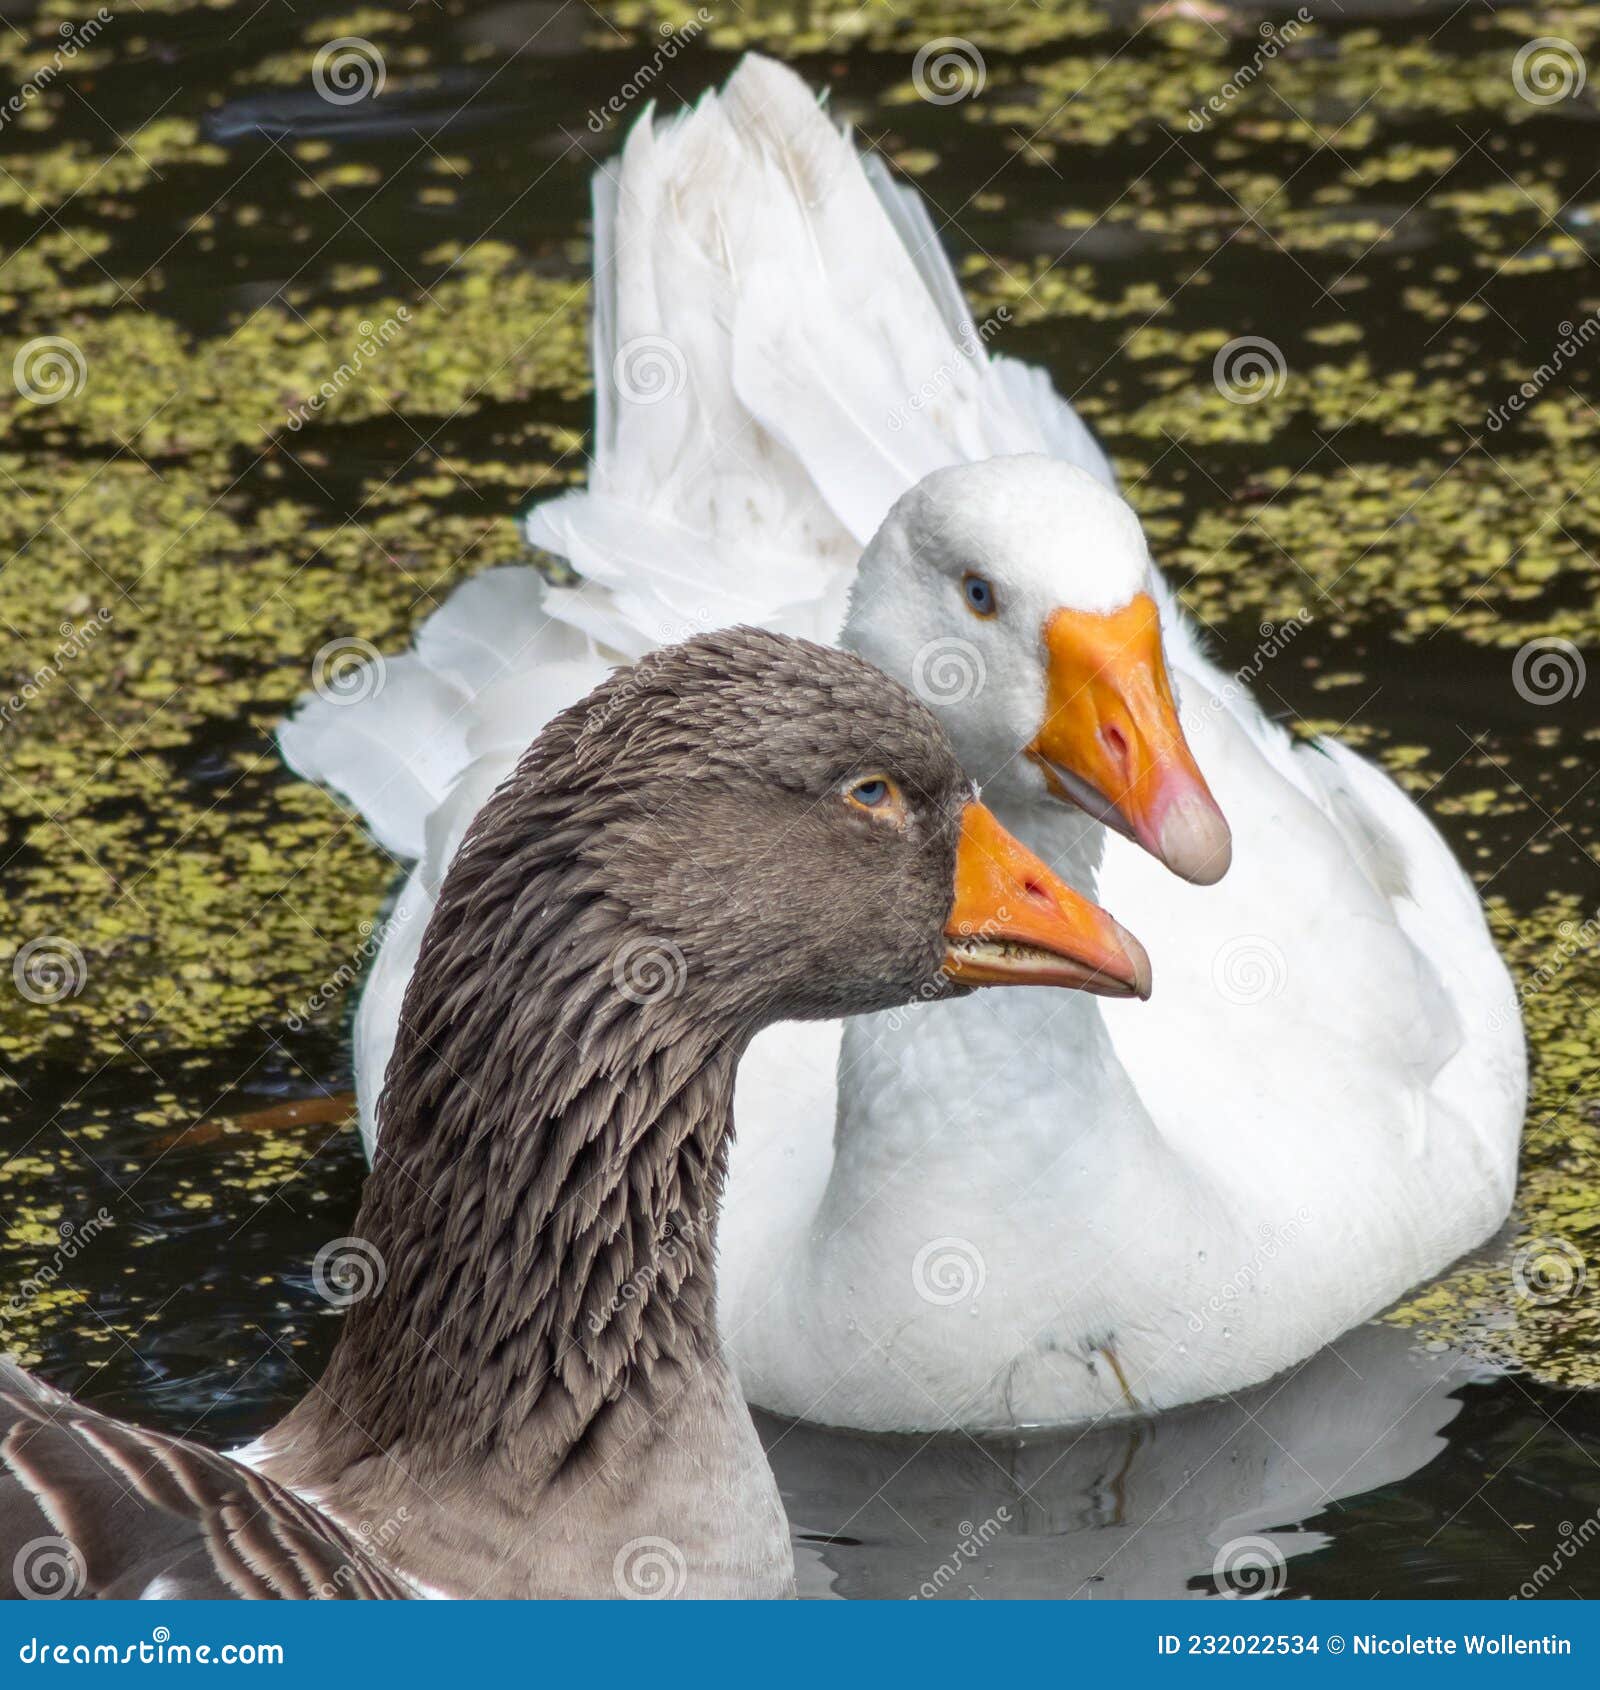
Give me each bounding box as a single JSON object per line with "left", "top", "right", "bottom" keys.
{"left": 1391, "top": 895, "right": 1600, "bottom": 1387}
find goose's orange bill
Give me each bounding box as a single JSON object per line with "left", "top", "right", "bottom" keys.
{"left": 943, "top": 801, "right": 1151, "bottom": 999}
{"left": 1026, "top": 593, "right": 1232, "bottom": 887}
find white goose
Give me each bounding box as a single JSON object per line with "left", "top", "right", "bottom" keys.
{"left": 281, "top": 55, "right": 1525, "bottom": 1432}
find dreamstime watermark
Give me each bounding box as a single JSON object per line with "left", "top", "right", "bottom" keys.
{"left": 570, "top": 618, "right": 708, "bottom": 763}
{"left": 1514, "top": 1509, "right": 1600, "bottom": 1599}
{"left": 12, "top": 1537, "right": 86, "bottom": 1600}
{"left": 1511, "top": 636, "right": 1585, "bottom": 705}
{"left": 882, "top": 903, "right": 1017, "bottom": 1032}
{"left": 612, "top": 935, "right": 688, "bottom": 1006}
{"left": 0, "top": 1208, "right": 114, "bottom": 1347}
{"left": 318, "top": 1506, "right": 411, "bottom": 1599}
{"left": 310, "top": 635, "right": 386, "bottom": 706}
{"left": 286, "top": 905, "right": 412, "bottom": 1032}
{"left": 911, "top": 1507, "right": 1012, "bottom": 1599}
{"left": 650, "top": 606, "right": 715, "bottom": 648}
{"left": 1210, "top": 934, "right": 1287, "bottom": 1006}
{"left": 1511, "top": 37, "right": 1586, "bottom": 106}
{"left": 1490, "top": 908, "right": 1597, "bottom": 1032}
{"left": 0, "top": 12, "right": 113, "bottom": 134}
{"left": 12, "top": 336, "right": 87, "bottom": 405}
{"left": 17, "top": 1629, "right": 282, "bottom": 1663}
{"left": 585, "top": 12, "right": 711, "bottom": 132}
{"left": 1198, "top": 612, "right": 1310, "bottom": 719}
{"left": 1212, "top": 1534, "right": 1288, "bottom": 1598}
{"left": 613, "top": 1535, "right": 687, "bottom": 1598}
{"left": 1186, "top": 1207, "right": 1312, "bottom": 1335}
{"left": 10, "top": 937, "right": 87, "bottom": 1006}
{"left": 312, "top": 1236, "right": 387, "bottom": 1307}
{"left": 1487, "top": 315, "right": 1600, "bottom": 433}
{"left": 312, "top": 37, "right": 385, "bottom": 105}
{"left": 1213, "top": 335, "right": 1288, "bottom": 404}
{"left": 912, "top": 1236, "right": 986, "bottom": 1306}
{"left": 887, "top": 308, "right": 1011, "bottom": 433}
{"left": 580, "top": 661, "right": 671, "bottom": 747}
{"left": 1187, "top": 10, "right": 1313, "bottom": 131}
{"left": 612, "top": 335, "right": 687, "bottom": 406}
{"left": 583, "top": 1210, "right": 709, "bottom": 1341}
{"left": 1510, "top": 1235, "right": 1586, "bottom": 1305}
{"left": 0, "top": 610, "right": 113, "bottom": 731}
{"left": 910, "top": 636, "right": 986, "bottom": 706}
{"left": 912, "top": 37, "right": 986, "bottom": 104}
{"left": 286, "top": 308, "right": 410, "bottom": 430}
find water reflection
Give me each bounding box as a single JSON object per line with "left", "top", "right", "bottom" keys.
{"left": 766, "top": 1324, "right": 1479, "bottom": 1599}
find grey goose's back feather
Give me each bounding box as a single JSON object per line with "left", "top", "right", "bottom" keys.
{"left": 0, "top": 1363, "right": 409, "bottom": 1599}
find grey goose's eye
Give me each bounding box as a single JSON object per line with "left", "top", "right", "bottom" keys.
{"left": 962, "top": 572, "right": 997, "bottom": 618}
{"left": 842, "top": 774, "right": 911, "bottom": 828}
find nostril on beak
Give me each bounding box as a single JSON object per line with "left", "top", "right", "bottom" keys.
{"left": 1101, "top": 724, "right": 1129, "bottom": 767}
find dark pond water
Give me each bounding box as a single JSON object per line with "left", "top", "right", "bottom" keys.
{"left": 1, "top": 0, "right": 1598, "bottom": 1601}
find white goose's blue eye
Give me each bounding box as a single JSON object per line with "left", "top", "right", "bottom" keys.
{"left": 962, "top": 572, "right": 997, "bottom": 617}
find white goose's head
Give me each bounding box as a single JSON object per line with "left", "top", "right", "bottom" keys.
{"left": 843, "top": 453, "right": 1231, "bottom": 886}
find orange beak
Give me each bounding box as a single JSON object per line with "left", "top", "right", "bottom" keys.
{"left": 1027, "top": 594, "right": 1232, "bottom": 886}
{"left": 943, "top": 801, "right": 1151, "bottom": 999}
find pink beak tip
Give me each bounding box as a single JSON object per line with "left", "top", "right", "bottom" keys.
{"left": 1154, "top": 791, "right": 1233, "bottom": 886}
